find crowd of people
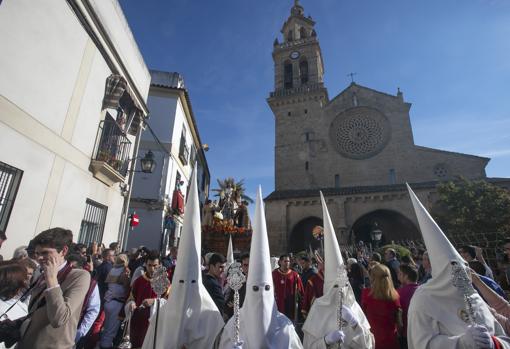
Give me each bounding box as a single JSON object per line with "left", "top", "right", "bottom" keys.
{"left": 0, "top": 233, "right": 509, "bottom": 349}
{"left": 1, "top": 180, "right": 510, "bottom": 349}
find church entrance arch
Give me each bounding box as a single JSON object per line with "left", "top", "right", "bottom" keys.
{"left": 350, "top": 210, "right": 420, "bottom": 246}
{"left": 288, "top": 216, "right": 323, "bottom": 253}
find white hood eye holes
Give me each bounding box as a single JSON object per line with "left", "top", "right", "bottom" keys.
{"left": 333, "top": 284, "right": 339, "bottom": 288}
{"left": 191, "top": 280, "right": 196, "bottom": 283}
{"left": 252, "top": 285, "right": 271, "bottom": 291}
{"left": 179, "top": 280, "right": 184, "bottom": 283}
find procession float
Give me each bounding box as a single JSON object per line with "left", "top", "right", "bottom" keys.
{"left": 202, "top": 178, "right": 253, "bottom": 255}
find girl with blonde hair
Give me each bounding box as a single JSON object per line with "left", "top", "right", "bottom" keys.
{"left": 361, "top": 263, "right": 402, "bottom": 349}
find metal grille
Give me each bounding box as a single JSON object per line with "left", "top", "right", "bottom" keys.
{"left": 93, "top": 113, "right": 132, "bottom": 176}
{"left": 78, "top": 199, "right": 108, "bottom": 245}
{"left": 0, "top": 162, "right": 23, "bottom": 237}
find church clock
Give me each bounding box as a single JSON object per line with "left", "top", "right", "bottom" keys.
{"left": 290, "top": 51, "right": 300, "bottom": 59}
{"left": 329, "top": 107, "right": 391, "bottom": 160}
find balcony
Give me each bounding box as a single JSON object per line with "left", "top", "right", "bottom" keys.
{"left": 90, "top": 114, "right": 132, "bottom": 186}
{"left": 269, "top": 83, "right": 325, "bottom": 98}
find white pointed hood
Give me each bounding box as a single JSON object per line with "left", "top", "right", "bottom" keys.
{"left": 142, "top": 169, "right": 224, "bottom": 349}
{"left": 226, "top": 235, "right": 234, "bottom": 269}
{"left": 218, "top": 187, "right": 303, "bottom": 349}
{"left": 239, "top": 186, "right": 279, "bottom": 348}
{"left": 321, "top": 192, "right": 344, "bottom": 293}
{"left": 303, "top": 192, "right": 372, "bottom": 347}
{"left": 406, "top": 184, "right": 502, "bottom": 337}
{"left": 407, "top": 184, "right": 465, "bottom": 283}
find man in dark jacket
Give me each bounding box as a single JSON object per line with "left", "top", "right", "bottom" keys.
{"left": 203, "top": 253, "right": 226, "bottom": 316}
{"left": 94, "top": 248, "right": 115, "bottom": 300}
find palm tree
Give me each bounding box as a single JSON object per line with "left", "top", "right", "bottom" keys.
{"left": 211, "top": 177, "right": 254, "bottom": 204}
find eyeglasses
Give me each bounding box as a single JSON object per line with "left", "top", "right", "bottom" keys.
{"left": 242, "top": 263, "right": 249, "bottom": 267}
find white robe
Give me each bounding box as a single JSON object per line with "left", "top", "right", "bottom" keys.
{"left": 302, "top": 287, "right": 373, "bottom": 349}
{"left": 408, "top": 285, "right": 510, "bottom": 349}
{"left": 216, "top": 309, "right": 302, "bottom": 349}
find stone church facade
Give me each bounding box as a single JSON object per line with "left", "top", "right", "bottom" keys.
{"left": 265, "top": 1, "right": 508, "bottom": 254}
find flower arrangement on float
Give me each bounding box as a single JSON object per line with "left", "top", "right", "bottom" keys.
{"left": 202, "top": 216, "right": 251, "bottom": 236}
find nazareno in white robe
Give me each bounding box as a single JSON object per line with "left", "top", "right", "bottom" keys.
{"left": 302, "top": 192, "right": 373, "bottom": 349}
{"left": 406, "top": 184, "right": 510, "bottom": 349}
{"left": 216, "top": 187, "right": 303, "bottom": 349}
{"left": 302, "top": 286, "right": 373, "bottom": 349}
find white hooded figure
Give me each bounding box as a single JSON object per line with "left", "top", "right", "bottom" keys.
{"left": 302, "top": 192, "right": 374, "bottom": 349}
{"left": 216, "top": 187, "right": 303, "bottom": 349}
{"left": 141, "top": 169, "right": 224, "bottom": 349}
{"left": 406, "top": 184, "right": 510, "bottom": 349}
{"left": 227, "top": 235, "right": 235, "bottom": 270}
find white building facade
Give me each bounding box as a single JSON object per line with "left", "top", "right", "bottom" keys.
{"left": 0, "top": 0, "right": 150, "bottom": 257}
{"left": 127, "top": 70, "right": 210, "bottom": 253}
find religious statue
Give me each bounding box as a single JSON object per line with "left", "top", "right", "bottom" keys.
{"left": 235, "top": 201, "right": 251, "bottom": 229}
{"left": 202, "top": 199, "right": 217, "bottom": 227}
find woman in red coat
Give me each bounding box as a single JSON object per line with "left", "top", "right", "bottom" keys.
{"left": 361, "top": 263, "right": 402, "bottom": 349}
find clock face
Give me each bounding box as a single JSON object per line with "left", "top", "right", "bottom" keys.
{"left": 290, "top": 51, "right": 300, "bottom": 59}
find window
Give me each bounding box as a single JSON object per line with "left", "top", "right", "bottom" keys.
{"left": 284, "top": 62, "right": 293, "bottom": 89}
{"left": 179, "top": 127, "right": 190, "bottom": 165}
{"left": 389, "top": 169, "right": 396, "bottom": 184}
{"left": 287, "top": 30, "right": 293, "bottom": 42}
{"left": 300, "top": 60, "right": 309, "bottom": 84}
{"left": 305, "top": 132, "right": 310, "bottom": 141}
{"left": 78, "top": 199, "right": 108, "bottom": 245}
{"left": 305, "top": 161, "right": 309, "bottom": 171}
{"left": 304, "top": 109, "right": 308, "bottom": 114}
{"left": 0, "top": 162, "right": 23, "bottom": 237}
{"left": 288, "top": 111, "right": 292, "bottom": 116}
{"left": 334, "top": 174, "right": 340, "bottom": 188}
{"left": 300, "top": 27, "right": 307, "bottom": 39}
{"left": 189, "top": 144, "right": 197, "bottom": 167}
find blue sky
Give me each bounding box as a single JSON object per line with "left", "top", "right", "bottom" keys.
{"left": 120, "top": 0, "right": 510, "bottom": 201}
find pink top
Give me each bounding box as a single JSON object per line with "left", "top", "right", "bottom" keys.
{"left": 397, "top": 283, "right": 419, "bottom": 336}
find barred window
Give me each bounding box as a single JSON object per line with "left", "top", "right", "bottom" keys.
{"left": 78, "top": 199, "right": 108, "bottom": 245}
{"left": 0, "top": 162, "right": 23, "bottom": 237}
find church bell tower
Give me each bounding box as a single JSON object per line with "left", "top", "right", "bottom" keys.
{"left": 267, "top": 0, "right": 329, "bottom": 190}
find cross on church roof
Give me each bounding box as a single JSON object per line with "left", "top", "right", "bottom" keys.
{"left": 347, "top": 72, "right": 357, "bottom": 84}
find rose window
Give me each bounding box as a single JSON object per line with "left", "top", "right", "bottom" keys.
{"left": 329, "top": 107, "right": 391, "bottom": 159}
{"left": 434, "top": 164, "right": 448, "bottom": 178}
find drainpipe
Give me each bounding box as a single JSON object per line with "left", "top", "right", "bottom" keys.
{"left": 118, "top": 121, "right": 143, "bottom": 251}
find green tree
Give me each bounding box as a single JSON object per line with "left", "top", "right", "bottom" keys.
{"left": 432, "top": 178, "right": 510, "bottom": 236}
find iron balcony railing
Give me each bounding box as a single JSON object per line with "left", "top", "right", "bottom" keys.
{"left": 93, "top": 114, "right": 132, "bottom": 177}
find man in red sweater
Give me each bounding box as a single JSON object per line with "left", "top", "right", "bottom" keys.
{"left": 127, "top": 251, "right": 169, "bottom": 348}
{"left": 272, "top": 254, "right": 304, "bottom": 323}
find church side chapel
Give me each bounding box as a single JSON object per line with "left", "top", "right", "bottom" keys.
{"left": 265, "top": 1, "right": 506, "bottom": 254}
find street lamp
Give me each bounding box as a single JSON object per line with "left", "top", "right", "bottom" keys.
{"left": 139, "top": 150, "right": 157, "bottom": 173}
{"left": 370, "top": 222, "right": 383, "bottom": 249}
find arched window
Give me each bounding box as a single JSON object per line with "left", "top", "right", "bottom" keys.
{"left": 300, "top": 60, "right": 309, "bottom": 84}
{"left": 287, "top": 30, "right": 293, "bottom": 42}
{"left": 284, "top": 61, "right": 293, "bottom": 89}
{"left": 300, "top": 27, "right": 307, "bottom": 39}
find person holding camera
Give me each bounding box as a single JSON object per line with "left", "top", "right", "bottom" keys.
{"left": 16, "top": 228, "right": 90, "bottom": 349}
{"left": 0, "top": 263, "right": 29, "bottom": 349}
